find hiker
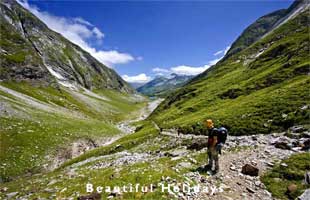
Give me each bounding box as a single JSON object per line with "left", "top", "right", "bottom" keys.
{"left": 204, "top": 119, "right": 227, "bottom": 174}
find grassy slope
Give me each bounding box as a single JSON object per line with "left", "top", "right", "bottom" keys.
{"left": 0, "top": 120, "right": 213, "bottom": 199}
{"left": 261, "top": 153, "right": 310, "bottom": 199}
{"left": 0, "top": 81, "right": 146, "bottom": 181}
{"left": 150, "top": 9, "right": 310, "bottom": 135}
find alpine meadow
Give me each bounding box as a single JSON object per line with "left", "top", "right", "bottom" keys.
{"left": 0, "top": 0, "right": 309, "bottom": 200}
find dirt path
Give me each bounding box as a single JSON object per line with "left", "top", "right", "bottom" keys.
{"left": 195, "top": 139, "right": 293, "bottom": 200}
{"left": 158, "top": 129, "right": 302, "bottom": 200}
{"left": 117, "top": 98, "right": 164, "bottom": 134}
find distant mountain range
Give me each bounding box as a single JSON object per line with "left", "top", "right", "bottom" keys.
{"left": 137, "top": 73, "right": 194, "bottom": 97}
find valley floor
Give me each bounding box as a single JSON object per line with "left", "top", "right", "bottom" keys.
{"left": 1, "top": 119, "right": 309, "bottom": 199}
{"left": 0, "top": 83, "right": 308, "bottom": 200}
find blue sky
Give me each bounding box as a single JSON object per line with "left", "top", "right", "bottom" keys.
{"left": 20, "top": 0, "right": 293, "bottom": 83}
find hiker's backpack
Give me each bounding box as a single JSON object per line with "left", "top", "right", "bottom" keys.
{"left": 217, "top": 127, "right": 228, "bottom": 144}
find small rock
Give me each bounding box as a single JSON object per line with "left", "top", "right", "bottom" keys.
{"left": 266, "top": 162, "right": 274, "bottom": 167}
{"left": 251, "top": 160, "right": 257, "bottom": 166}
{"left": 273, "top": 177, "right": 282, "bottom": 182}
{"left": 301, "top": 105, "right": 309, "bottom": 110}
{"left": 230, "top": 165, "right": 236, "bottom": 171}
{"left": 290, "top": 126, "right": 305, "bottom": 133}
{"left": 282, "top": 113, "right": 288, "bottom": 118}
{"left": 167, "top": 148, "right": 188, "bottom": 157}
{"left": 241, "top": 164, "right": 259, "bottom": 176}
{"left": 6, "top": 192, "right": 18, "bottom": 199}
{"left": 281, "top": 163, "right": 288, "bottom": 167}
{"left": 200, "top": 177, "right": 207, "bottom": 183}
{"left": 44, "top": 188, "right": 55, "bottom": 193}
{"left": 0, "top": 187, "right": 8, "bottom": 192}
{"left": 177, "top": 162, "right": 192, "bottom": 169}
{"left": 255, "top": 181, "right": 261, "bottom": 187}
{"left": 77, "top": 193, "right": 101, "bottom": 200}
{"left": 251, "top": 136, "right": 258, "bottom": 141}
{"left": 47, "top": 179, "right": 57, "bottom": 186}
{"left": 189, "top": 158, "right": 197, "bottom": 164}
{"left": 292, "top": 147, "right": 302, "bottom": 152}
{"left": 220, "top": 183, "right": 231, "bottom": 191}
{"left": 246, "top": 187, "right": 255, "bottom": 193}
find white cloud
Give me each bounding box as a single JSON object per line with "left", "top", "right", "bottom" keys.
{"left": 17, "top": 0, "right": 134, "bottom": 66}
{"left": 152, "top": 67, "right": 170, "bottom": 73}
{"left": 170, "top": 65, "right": 209, "bottom": 76}
{"left": 151, "top": 46, "right": 231, "bottom": 76}
{"left": 92, "top": 27, "right": 104, "bottom": 39}
{"left": 122, "top": 74, "right": 151, "bottom": 83}
{"left": 73, "top": 17, "right": 93, "bottom": 26}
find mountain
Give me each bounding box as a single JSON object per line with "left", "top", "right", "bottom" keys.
{"left": 150, "top": 0, "right": 309, "bottom": 135}
{"left": 225, "top": 0, "right": 307, "bottom": 59}
{"left": 0, "top": 0, "right": 134, "bottom": 93}
{"left": 0, "top": 0, "right": 145, "bottom": 182}
{"left": 129, "top": 82, "right": 145, "bottom": 89}
{"left": 137, "top": 74, "right": 193, "bottom": 97}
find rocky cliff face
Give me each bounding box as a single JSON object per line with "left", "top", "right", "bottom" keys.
{"left": 225, "top": 0, "right": 308, "bottom": 59}
{"left": 0, "top": 0, "right": 134, "bottom": 93}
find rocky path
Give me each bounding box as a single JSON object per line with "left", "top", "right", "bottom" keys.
{"left": 158, "top": 129, "right": 309, "bottom": 200}
{"left": 194, "top": 134, "right": 294, "bottom": 200}
{"left": 117, "top": 98, "right": 164, "bottom": 134}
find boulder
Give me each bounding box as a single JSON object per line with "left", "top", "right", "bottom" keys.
{"left": 77, "top": 193, "right": 101, "bottom": 200}
{"left": 241, "top": 164, "right": 259, "bottom": 176}
{"left": 290, "top": 126, "right": 305, "bottom": 133}
{"left": 301, "top": 132, "right": 310, "bottom": 138}
{"left": 302, "top": 139, "right": 310, "bottom": 151}
{"left": 6, "top": 192, "right": 18, "bottom": 199}
{"left": 274, "top": 140, "right": 292, "bottom": 150}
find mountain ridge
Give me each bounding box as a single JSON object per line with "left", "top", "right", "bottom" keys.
{"left": 150, "top": 1, "right": 309, "bottom": 135}
{"left": 0, "top": 0, "right": 134, "bottom": 93}
{"left": 137, "top": 74, "right": 193, "bottom": 97}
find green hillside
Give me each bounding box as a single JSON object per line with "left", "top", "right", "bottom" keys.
{"left": 0, "top": 0, "right": 146, "bottom": 182}
{"left": 150, "top": 8, "right": 309, "bottom": 135}
{"left": 0, "top": 81, "right": 146, "bottom": 181}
